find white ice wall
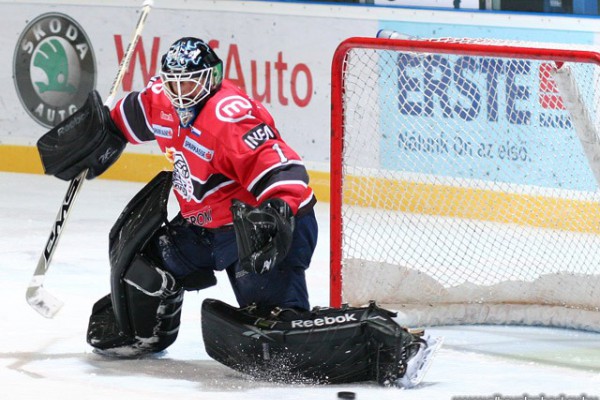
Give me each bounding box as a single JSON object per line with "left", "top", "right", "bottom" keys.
{"left": 2, "top": 0, "right": 600, "bottom": 174}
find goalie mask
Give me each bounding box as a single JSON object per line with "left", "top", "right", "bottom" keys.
{"left": 160, "top": 37, "right": 223, "bottom": 127}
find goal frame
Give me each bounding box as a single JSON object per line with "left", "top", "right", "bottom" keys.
{"left": 330, "top": 36, "right": 600, "bottom": 309}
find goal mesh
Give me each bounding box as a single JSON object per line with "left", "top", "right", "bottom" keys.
{"left": 330, "top": 36, "right": 600, "bottom": 331}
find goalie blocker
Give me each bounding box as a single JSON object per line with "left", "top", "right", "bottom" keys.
{"left": 202, "top": 298, "right": 442, "bottom": 388}
{"left": 37, "top": 90, "right": 126, "bottom": 181}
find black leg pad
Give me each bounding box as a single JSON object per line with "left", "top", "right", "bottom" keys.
{"left": 86, "top": 255, "right": 184, "bottom": 356}
{"left": 201, "top": 298, "right": 420, "bottom": 384}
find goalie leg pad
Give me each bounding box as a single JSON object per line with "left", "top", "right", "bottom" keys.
{"left": 109, "top": 171, "right": 171, "bottom": 336}
{"left": 201, "top": 299, "right": 436, "bottom": 385}
{"left": 87, "top": 171, "right": 183, "bottom": 356}
{"left": 120, "top": 253, "right": 184, "bottom": 342}
{"left": 87, "top": 252, "right": 184, "bottom": 355}
{"left": 87, "top": 294, "right": 135, "bottom": 351}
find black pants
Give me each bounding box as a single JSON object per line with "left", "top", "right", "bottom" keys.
{"left": 146, "top": 209, "right": 318, "bottom": 311}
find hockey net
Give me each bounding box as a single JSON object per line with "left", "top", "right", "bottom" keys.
{"left": 330, "top": 35, "right": 600, "bottom": 332}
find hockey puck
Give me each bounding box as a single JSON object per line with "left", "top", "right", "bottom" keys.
{"left": 337, "top": 392, "right": 356, "bottom": 399}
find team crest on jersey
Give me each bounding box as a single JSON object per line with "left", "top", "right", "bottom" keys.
{"left": 215, "top": 95, "right": 254, "bottom": 123}
{"left": 184, "top": 137, "right": 214, "bottom": 162}
{"left": 13, "top": 13, "right": 96, "bottom": 128}
{"left": 243, "top": 123, "right": 277, "bottom": 150}
{"left": 152, "top": 124, "right": 173, "bottom": 139}
{"left": 166, "top": 147, "right": 194, "bottom": 201}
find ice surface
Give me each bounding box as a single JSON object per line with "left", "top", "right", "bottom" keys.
{"left": 1, "top": 172, "right": 599, "bottom": 400}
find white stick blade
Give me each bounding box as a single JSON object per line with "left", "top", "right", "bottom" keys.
{"left": 26, "top": 287, "right": 64, "bottom": 318}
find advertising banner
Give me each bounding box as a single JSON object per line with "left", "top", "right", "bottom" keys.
{"left": 3, "top": 1, "right": 600, "bottom": 182}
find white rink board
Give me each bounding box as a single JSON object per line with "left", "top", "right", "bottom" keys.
{"left": 3, "top": 0, "right": 600, "bottom": 171}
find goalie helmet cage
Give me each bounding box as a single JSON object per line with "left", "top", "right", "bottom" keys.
{"left": 330, "top": 36, "right": 600, "bottom": 332}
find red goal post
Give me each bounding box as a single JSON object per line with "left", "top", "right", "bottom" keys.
{"left": 330, "top": 35, "right": 600, "bottom": 331}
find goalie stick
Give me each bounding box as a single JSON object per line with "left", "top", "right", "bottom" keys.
{"left": 26, "top": 0, "right": 154, "bottom": 318}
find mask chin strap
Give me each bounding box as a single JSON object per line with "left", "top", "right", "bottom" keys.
{"left": 176, "top": 106, "right": 199, "bottom": 128}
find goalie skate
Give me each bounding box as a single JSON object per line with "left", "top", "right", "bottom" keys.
{"left": 395, "top": 333, "right": 443, "bottom": 389}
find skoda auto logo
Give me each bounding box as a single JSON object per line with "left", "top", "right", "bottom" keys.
{"left": 13, "top": 13, "right": 96, "bottom": 128}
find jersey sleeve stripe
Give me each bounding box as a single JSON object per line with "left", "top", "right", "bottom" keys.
{"left": 247, "top": 160, "right": 307, "bottom": 193}
{"left": 250, "top": 164, "right": 309, "bottom": 198}
{"left": 256, "top": 180, "right": 309, "bottom": 201}
{"left": 192, "top": 174, "right": 235, "bottom": 203}
{"left": 120, "top": 93, "right": 155, "bottom": 143}
{"left": 136, "top": 94, "right": 154, "bottom": 134}
{"left": 118, "top": 100, "right": 143, "bottom": 144}
{"left": 298, "top": 189, "right": 315, "bottom": 209}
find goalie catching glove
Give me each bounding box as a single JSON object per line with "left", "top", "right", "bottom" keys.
{"left": 37, "top": 90, "right": 126, "bottom": 181}
{"left": 231, "top": 198, "right": 295, "bottom": 274}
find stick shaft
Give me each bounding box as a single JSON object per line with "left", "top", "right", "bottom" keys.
{"left": 27, "top": 1, "right": 153, "bottom": 318}
{"left": 105, "top": 1, "right": 153, "bottom": 107}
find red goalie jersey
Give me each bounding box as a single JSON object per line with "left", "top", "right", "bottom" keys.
{"left": 110, "top": 78, "right": 316, "bottom": 229}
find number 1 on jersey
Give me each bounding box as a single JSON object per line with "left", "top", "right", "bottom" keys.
{"left": 272, "top": 143, "right": 288, "bottom": 163}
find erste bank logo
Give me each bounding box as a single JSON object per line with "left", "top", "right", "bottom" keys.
{"left": 13, "top": 13, "right": 96, "bottom": 128}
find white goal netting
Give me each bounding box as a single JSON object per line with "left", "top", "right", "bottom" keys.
{"left": 331, "top": 35, "right": 600, "bottom": 331}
